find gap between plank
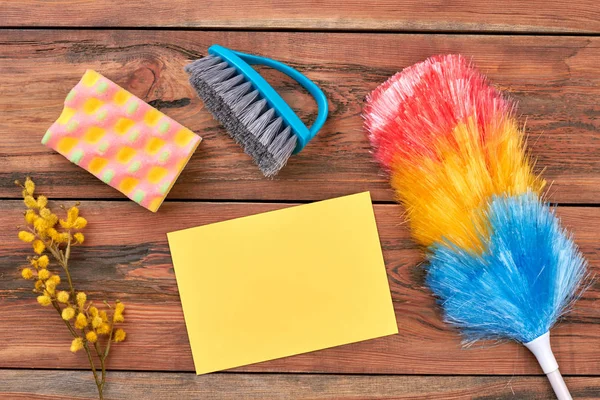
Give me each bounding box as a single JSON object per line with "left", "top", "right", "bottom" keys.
{"left": 2, "top": 366, "right": 596, "bottom": 377}
{"left": 0, "top": 26, "right": 599, "bottom": 37}
{"left": 0, "top": 197, "right": 599, "bottom": 207}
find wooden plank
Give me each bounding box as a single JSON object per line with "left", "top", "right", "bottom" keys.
{"left": 2, "top": 370, "right": 600, "bottom": 399}
{"left": 0, "top": 200, "right": 598, "bottom": 374}
{"left": 1, "top": 31, "right": 599, "bottom": 203}
{"left": 1, "top": 1, "right": 600, "bottom": 33}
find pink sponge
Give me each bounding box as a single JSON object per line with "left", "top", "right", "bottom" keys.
{"left": 42, "top": 70, "right": 202, "bottom": 212}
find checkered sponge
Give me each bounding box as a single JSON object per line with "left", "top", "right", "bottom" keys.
{"left": 42, "top": 70, "right": 201, "bottom": 212}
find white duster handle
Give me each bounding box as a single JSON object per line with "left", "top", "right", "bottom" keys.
{"left": 547, "top": 370, "right": 571, "bottom": 400}
{"left": 524, "top": 332, "right": 572, "bottom": 400}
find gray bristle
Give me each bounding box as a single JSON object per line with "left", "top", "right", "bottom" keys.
{"left": 229, "top": 88, "right": 257, "bottom": 112}
{"left": 248, "top": 108, "right": 275, "bottom": 136}
{"left": 268, "top": 127, "right": 295, "bottom": 157}
{"left": 199, "top": 55, "right": 222, "bottom": 67}
{"left": 214, "top": 74, "right": 245, "bottom": 92}
{"left": 186, "top": 55, "right": 300, "bottom": 177}
{"left": 223, "top": 83, "right": 253, "bottom": 106}
{"left": 258, "top": 117, "right": 283, "bottom": 146}
{"left": 204, "top": 67, "right": 236, "bottom": 85}
{"left": 239, "top": 99, "right": 266, "bottom": 125}
{"left": 259, "top": 127, "right": 296, "bottom": 177}
{"left": 205, "top": 62, "right": 229, "bottom": 74}
{"left": 186, "top": 55, "right": 222, "bottom": 71}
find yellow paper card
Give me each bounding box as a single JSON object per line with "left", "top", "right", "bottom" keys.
{"left": 167, "top": 192, "right": 398, "bottom": 374}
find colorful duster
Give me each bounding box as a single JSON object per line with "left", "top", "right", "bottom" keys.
{"left": 364, "top": 55, "right": 586, "bottom": 400}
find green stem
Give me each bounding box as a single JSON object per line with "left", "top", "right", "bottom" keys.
{"left": 43, "top": 231, "right": 101, "bottom": 398}
{"left": 98, "top": 323, "right": 115, "bottom": 389}
{"left": 30, "top": 227, "right": 77, "bottom": 305}
{"left": 83, "top": 341, "right": 103, "bottom": 400}
{"left": 94, "top": 342, "right": 107, "bottom": 388}
{"left": 65, "top": 230, "right": 71, "bottom": 263}
{"left": 51, "top": 301, "right": 102, "bottom": 398}
{"left": 104, "top": 323, "right": 115, "bottom": 360}
{"left": 28, "top": 211, "right": 103, "bottom": 398}
{"left": 61, "top": 235, "right": 77, "bottom": 303}
{"left": 51, "top": 301, "right": 78, "bottom": 338}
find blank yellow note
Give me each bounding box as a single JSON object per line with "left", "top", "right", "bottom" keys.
{"left": 167, "top": 192, "right": 398, "bottom": 374}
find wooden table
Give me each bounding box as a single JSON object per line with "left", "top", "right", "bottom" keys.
{"left": 1, "top": 2, "right": 599, "bottom": 399}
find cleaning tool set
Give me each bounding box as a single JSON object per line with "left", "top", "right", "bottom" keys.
{"left": 363, "top": 55, "right": 587, "bottom": 400}
{"left": 43, "top": 70, "right": 202, "bottom": 212}
{"left": 36, "top": 49, "right": 590, "bottom": 398}
{"left": 186, "top": 45, "right": 328, "bottom": 177}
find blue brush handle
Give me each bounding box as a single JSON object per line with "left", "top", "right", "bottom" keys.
{"left": 208, "top": 45, "right": 328, "bottom": 153}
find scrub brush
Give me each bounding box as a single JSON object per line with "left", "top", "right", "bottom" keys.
{"left": 363, "top": 55, "right": 587, "bottom": 400}
{"left": 186, "top": 45, "right": 328, "bottom": 177}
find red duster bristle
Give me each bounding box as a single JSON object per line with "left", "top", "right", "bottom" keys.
{"left": 364, "top": 55, "right": 513, "bottom": 169}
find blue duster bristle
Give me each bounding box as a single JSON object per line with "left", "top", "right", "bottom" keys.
{"left": 427, "top": 192, "right": 587, "bottom": 344}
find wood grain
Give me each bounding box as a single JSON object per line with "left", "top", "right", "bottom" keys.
{"left": 2, "top": 1, "right": 600, "bottom": 33}
{"left": 1, "top": 200, "right": 598, "bottom": 374}
{"left": 2, "top": 0, "right": 600, "bottom": 397}
{"left": 2, "top": 370, "right": 600, "bottom": 400}
{"left": 2, "top": 30, "right": 599, "bottom": 203}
